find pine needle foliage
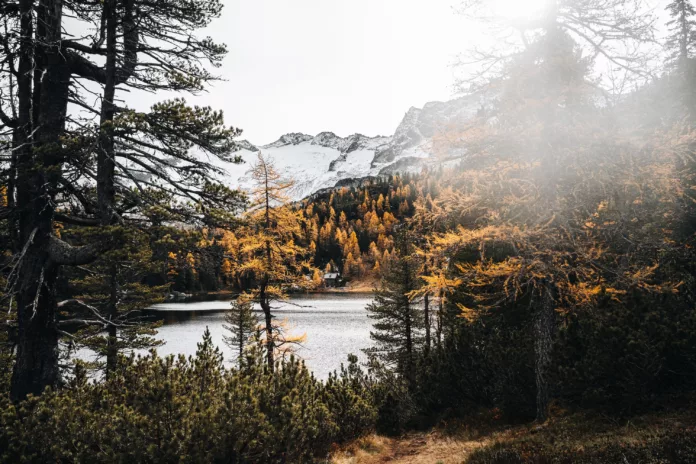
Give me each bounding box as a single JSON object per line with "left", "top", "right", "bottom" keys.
{"left": 0, "top": 332, "right": 377, "bottom": 463}
{"left": 223, "top": 295, "right": 259, "bottom": 361}
{"left": 364, "top": 231, "right": 423, "bottom": 391}
{"left": 666, "top": 0, "right": 696, "bottom": 68}
{"left": 59, "top": 226, "right": 166, "bottom": 377}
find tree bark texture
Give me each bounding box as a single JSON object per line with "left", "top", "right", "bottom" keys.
{"left": 534, "top": 283, "right": 556, "bottom": 422}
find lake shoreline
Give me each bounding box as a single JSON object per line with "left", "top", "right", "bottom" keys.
{"left": 135, "top": 294, "right": 375, "bottom": 380}
{"left": 188, "top": 288, "right": 376, "bottom": 302}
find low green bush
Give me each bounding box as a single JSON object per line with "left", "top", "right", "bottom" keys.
{"left": 0, "top": 331, "right": 377, "bottom": 463}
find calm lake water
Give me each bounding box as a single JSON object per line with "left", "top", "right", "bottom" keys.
{"left": 80, "top": 294, "right": 375, "bottom": 379}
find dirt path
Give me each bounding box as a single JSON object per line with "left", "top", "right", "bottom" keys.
{"left": 330, "top": 406, "right": 696, "bottom": 464}
{"left": 330, "top": 431, "right": 490, "bottom": 464}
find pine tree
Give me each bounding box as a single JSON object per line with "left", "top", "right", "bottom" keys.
{"left": 1, "top": 0, "right": 246, "bottom": 401}
{"left": 364, "top": 232, "right": 422, "bottom": 391}
{"left": 194, "top": 326, "right": 224, "bottom": 393}
{"left": 666, "top": 0, "right": 696, "bottom": 68}
{"left": 60, "top": 226, "right": 165, "bottom": 377}
{"left": 665, "top": 0, "right": 696, "bottom": 115}
{"left": 223, "top": 295, "right": 258, "bottom": 362}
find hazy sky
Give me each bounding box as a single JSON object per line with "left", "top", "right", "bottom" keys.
{"left": 170, "top": 0, "right": 666, "bottom": 145}
{"left": 190, "top": 0, "right": 470, "bottom": 145}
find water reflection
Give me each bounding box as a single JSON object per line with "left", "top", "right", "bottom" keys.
{"left": 83, "top": 294, "right": 375, "bottom": 380}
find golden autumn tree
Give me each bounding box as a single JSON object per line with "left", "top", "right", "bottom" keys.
{"left": 228, "top": 153, "right": 315, "bottom": 371}
{"left": 408, "top": 239, "right": 462, "bottom": 354}
{"left": 416, "top": 21, "right": 684, "bottom": 421}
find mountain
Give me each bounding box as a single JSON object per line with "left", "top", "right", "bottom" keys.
{"left": 207, "top": 92, "right": 490, "bottom": 200}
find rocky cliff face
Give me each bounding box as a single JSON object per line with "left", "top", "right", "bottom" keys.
{"left": 372, "top": 93, "right": 490, "bottom": 167}
{"left": 209, "top": 92, "right": 490, "bottom": 200}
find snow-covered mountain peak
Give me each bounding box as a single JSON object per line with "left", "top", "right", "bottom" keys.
{"left": 309, "top": 132, "right": 390, "bottom": 153}
{"left": 311, "top": 131, "right": 342, "bottom": 149}
{"left": 264, "top": 133, "right": 314, "bottom": 148}
{"left": 208, "top": 93, "right": 488, "bottom": 200}
{"left": 371, "top": 93, "right": 488, "bottom": 167}
{"left": 235, "top": 140, "right": 259, "bottom": 152}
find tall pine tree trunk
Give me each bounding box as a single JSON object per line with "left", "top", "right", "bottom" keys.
{"left": 261, "top": 166, "right": 275, "bottom": 372}
{"left": 534, "top": 282, "right": 556, "bottom": 422}
{"left": 436, "top": 292, "right": 443, "bottom": 350}
{"left": 11, "top": 0, "right": 70, "bottom": 401}
{"left": 11, "top": 258, "right": 60, "bottom": 401}
{"left": 259, "top": 283, "right": 274, "bottom": 372}
{"left": 97, "top": 0, "right": 117, "bottom": 224}
{"left": 403, "top": 260, "right": 415, "bottom": 391}
{"left": 100, "top": 0, "right": 119, "bottom": 380}
{"left": 423, "top": 293, "right": 431, "bottom": 357}
{"left": 105, "top": 266, "right": 119, "bottom": 378}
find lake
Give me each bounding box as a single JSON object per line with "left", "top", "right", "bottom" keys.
{"left": 81, "top": 294, "right": 375, "bottom": 379}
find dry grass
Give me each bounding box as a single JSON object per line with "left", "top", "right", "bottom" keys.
{"left": 330, "top": 404, "right": 696, "bottom": 464}
{"left": 330, "top": 428, "right": 506, "bottom": 464}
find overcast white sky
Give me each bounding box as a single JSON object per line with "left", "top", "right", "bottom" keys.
{"left": 190, "top": 0, "right": 470, "bottom": 145}
{"left": 168, "top": 0, "right": 667, "bottom": 146}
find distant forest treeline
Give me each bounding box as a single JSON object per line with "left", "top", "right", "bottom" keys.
{"left": 144, "top": 172, "right": 431, "bottom": 294}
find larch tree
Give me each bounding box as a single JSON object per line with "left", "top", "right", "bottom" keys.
{"left": 466, "top": 27, "right": 603, "bottom": 421}
{"left": 0, "top": 0, "right": 245, "bottom": 401}
{"left": 229, "top": 153, "right": 315, "bottom": 371}
{"left": 409, "top": 245, "right": 461, "bottom": 353}
{"left": 423, "top": 17, "right": 686, "bottom": 421}
{"left": 418, "top": 0, "right": 662, "bottom": 422}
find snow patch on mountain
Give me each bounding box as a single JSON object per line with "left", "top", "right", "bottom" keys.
{"left": 206, "top": 93, "right": 490, "bottom": 200}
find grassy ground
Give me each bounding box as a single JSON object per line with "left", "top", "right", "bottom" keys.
{"left": 330, "top": 403, "right": 696, "bottom": 463}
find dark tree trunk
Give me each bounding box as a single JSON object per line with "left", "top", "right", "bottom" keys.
{"left": 436, "top": 292, "right": 443, "bottom": 350}
{"left": 423, "top": 293, "right": 431, "bottom": 357}
{"left": 259, "top": 283, "right": 274, "bottom": 372}
{"left": 105, "top": 266, "right": 119, "bottom": 378}
{"left": 101, "top": 0, "right": 119, "bottom": 379}
{"left": 534, "top": 283, "right": 556, "bottom": 422}
{"left": 97, "top": 0, "right": 117, "bottom": 224}
{"left": 403, "top": 260, "right": 414, "bottom": 391}
{"left": 260, "top": 168, "right": 274, "bottom": 372}
{"left": 11, "top": 0, "right": 71, "bottom": 402}
{"left": 11, "top": 259, "right": 59, "bottom": 401}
